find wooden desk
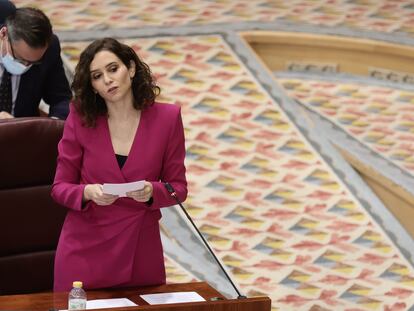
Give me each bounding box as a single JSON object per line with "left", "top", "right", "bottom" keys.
{"left": 0, "top": 282, "right": 271, "bottom": 311}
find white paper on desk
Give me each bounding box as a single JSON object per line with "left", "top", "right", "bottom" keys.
{"left": 140, "top": 291, "right": 205, "bottom": 305}
{"left": 102, "top": 180, "right": 145, "bottom": 197}
{"left": 86, "top": 298, "right": 137, "bottom": 309}
{"left": 59, "top": 298, "right": 137, "bottom": 311}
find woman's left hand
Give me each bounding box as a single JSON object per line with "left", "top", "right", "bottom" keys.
{"left": 126, "top": 181, "right": 153, "bottom": 202}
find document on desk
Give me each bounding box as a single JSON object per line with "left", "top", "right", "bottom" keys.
{"left": 140, "top": 291, "right": 205, "bottom": 305}
{"left": 102, "top": 180, "right": 145, "bottom": 197}
{"left": 86, "top": 298, "right": 137, "bottom": 309}
{"left": 60, "top": 298, "right": 137, "bottom": 310}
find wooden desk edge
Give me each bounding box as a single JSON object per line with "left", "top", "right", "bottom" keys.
{"left": 0, "top": 282, "right": 272, "bottom": 311}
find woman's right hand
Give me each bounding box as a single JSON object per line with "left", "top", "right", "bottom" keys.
{"left": 83, "top": 184, "right": 118, "bottom": 205}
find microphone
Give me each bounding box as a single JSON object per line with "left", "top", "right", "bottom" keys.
{"left": 163, "top": 182, "right": 247, "bottom": 299}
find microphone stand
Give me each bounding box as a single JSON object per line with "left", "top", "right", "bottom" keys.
{"left": 163, "top": 182, "right": 247, "bottom": 299}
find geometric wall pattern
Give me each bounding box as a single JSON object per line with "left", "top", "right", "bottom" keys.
{"left": 164, "top": 254, "right": 197, "bottom": 284}
{"left": 61, "top": 35, "right": 414, "bottom": 310}
{"left": 12, "top": 0, "right": 414, "bottom": 35}
{"left": 278, "top": 78, "right": 414, "bottom": 175}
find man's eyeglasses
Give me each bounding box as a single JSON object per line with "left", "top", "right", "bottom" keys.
{"left": 7, "top": 36, "right": 42, "bottom": 66}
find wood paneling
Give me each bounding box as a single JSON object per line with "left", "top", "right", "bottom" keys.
{"left": 337, "top": 147, "right": 414, "bottom": 238}
{"left": 240, "top": 31, "right": 414, "bottom": 77}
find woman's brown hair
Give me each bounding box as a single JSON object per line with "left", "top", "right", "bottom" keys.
{"left": 71, "top": 37, "right": 160, "bottom": 127}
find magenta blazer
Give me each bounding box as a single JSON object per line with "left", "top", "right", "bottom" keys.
{"left": 51, "top": 102, "right": 187, "bottom": 291}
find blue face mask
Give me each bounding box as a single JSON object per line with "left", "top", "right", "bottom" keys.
{"left": 1, "top": 38, "right": 31, "bottom": 75}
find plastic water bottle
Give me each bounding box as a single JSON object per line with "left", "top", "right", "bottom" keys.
{"left": 68, "top": 281, "right": 87, "bottom": 310}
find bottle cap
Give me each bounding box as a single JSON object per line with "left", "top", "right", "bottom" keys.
{"left": 72, "top": 281, "right": 83, "bottom": 288}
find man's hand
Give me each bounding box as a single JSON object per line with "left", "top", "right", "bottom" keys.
{"left": 0, "top": 111, "right": 14, "bottom": 119}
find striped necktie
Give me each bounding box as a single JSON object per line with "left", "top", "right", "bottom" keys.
{"left": 0, "top": 70, "right": 12, "bottom": 113}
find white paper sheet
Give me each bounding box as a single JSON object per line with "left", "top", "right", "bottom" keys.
{"left": 140, "top": 291, "right": 205, "bottom": 305}
{"left": 87, "top": 298, "right": 137, "bottom": 309}
{"left": 60, "top": 298, "right": 137, "bottom": 310}
{"left": 102, "top": 180, "right": 145, "bottom": 197}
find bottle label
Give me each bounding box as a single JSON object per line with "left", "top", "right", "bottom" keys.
{"left": 68, "top": 298, "right": 86, "bottom": 310}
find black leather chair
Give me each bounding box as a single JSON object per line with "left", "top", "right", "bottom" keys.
{"left": 0, "top": 117, "right": 67, "bottom": 295}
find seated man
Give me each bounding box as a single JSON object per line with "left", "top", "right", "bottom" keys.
{"left": 0, "top": 0, "right": 71, "bottom": 119}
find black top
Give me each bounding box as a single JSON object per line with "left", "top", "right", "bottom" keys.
{"left": 115, "top": 154, "right": 127, "bottom": 169}
{"left": 115, "top": 153, "right": 153, "bottom": 205}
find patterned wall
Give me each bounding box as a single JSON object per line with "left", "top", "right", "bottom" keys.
{"left": 13, "top": 0, "right": 414, "bottom": 35}
{"left": 279, "top": 78, "right": 414, "bottom": 175}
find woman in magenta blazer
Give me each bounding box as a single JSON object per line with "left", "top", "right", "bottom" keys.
{"left": 51, "top": 38, "right": 187, "bottom": 291}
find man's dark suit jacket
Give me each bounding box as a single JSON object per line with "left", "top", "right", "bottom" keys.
{"left": 0, "top": 0, "right": 71, "bottom": 119}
